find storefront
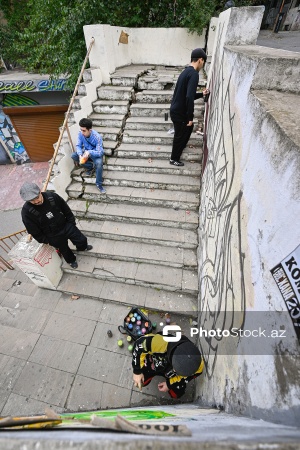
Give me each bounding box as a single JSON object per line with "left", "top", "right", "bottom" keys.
{"left": 0, "top": 72, "right": 70, "bottom": 164}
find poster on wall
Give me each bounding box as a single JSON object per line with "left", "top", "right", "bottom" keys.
{"left": 271, "top": 244, "right": 300, "bottom": 342}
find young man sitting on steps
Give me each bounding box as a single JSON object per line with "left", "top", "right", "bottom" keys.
{"left": 71, "top": 118, "right": 106, "bottom": 194}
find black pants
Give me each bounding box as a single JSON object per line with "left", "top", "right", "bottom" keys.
{"left": 171, "top": 121, "right": 194, "bottom": 161}
{"left": 140, "top": 355, "right": 186, "bottom": 399}
{"left": 48, "top": 222, "right": 87, "bottom": 264}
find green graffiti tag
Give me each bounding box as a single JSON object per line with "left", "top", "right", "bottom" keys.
{"left": 0, "top": 81, "right": 36, "bottom": 92}
{"left": 62, "top": 409, "right": 175, "bottom": 422}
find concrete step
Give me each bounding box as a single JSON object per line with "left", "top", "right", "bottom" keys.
{"left": 103, "top": 141, "right": 117, "bottom": 152}
{"left": 93, "top": 100, "right": 129, "bottom": 115}
{"left": 137, "top": 77, "right": 177, "bottom": 91}
{"left": 103, "top": 157, "right": 201, "bottom": 176}
{"left": 73, "top": 170, "right": 200, "bottom": 193}
{"left": 83, "top": 69, "right": 92, "bottom": 83}
{"left": 122, "top": 129, "right": 203, "bottom": 146}
{"left": 110, "top": 73, "right": 140, "bottom": 87}
{"left": 62, "top": 255, "right": 198, "bottom": 295}
{"left": 69, "top": 236, "right": 197, "bottom": 269}
{"left": 137, "top": 74, "right": 206, "bottom": 91}
{"left": 75, "top": 218, "right": 198, "bottom": 249}
{"left": 97, "top": 85, "right": 134, "bottom": 101}
{"left": 130, "top": 103, "right": 204, "bottom": 118}
{"left": 92, "top": 126, "right": 121, "bottom": 142}
{"left": 73, "top": 95, "right": 85, "bottom": 110}
{"left": 57, "top": 273, "right": 197, "bottom": 312}
{"left": 78, "top": 82, "right": 88, "bottom": 96}
{"left": 68, "top": 199, "right": 199, "bottom": 230}
{"left": 135, "top": 90, "right": 174, "bottom": 103}
{"left": 68, "top": 181, "right": 200, "bottom": 210}
{"left": 125, "top": 117, "right": 173, "bottom": 131}
{"left": 115, "top": 143, "right": 202, "bottom": 161}
{"left": 112, "top": 65, "right": 155, "bottom": 73}
{"left": 89, "top": 113, "right": 125, "bottom": 128}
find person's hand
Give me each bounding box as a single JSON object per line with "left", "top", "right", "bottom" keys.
{"left": 133, "top": 373, "right": 144, "bottom": 391}
{"left": 158, "top": 381, "right": 169, "bottom": 392}
{"left": 80, "top": 151, "right": 89, "bottom": 164}
{"left": 187, "top": 120, "right": 193, "bottom": 126}
{"left": 203, "top": 88, "right": 210, "bottom": 95}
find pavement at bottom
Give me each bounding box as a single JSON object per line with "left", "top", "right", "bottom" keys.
{"left": 0, "top": 265, "right": 197, "bottom": 416}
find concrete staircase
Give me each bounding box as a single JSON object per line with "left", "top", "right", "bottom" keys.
{"left": 60, "top": 65, "right": 205, "bottom": 315}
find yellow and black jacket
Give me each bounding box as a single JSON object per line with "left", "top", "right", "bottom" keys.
{"left": 132, "top": 334, "right": 204, "bottom": 398}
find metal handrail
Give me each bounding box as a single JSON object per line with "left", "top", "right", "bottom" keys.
{"left": 42, "top": 37, "right": 95, "bottom": 191}
{"left": 0, "top": 230, "right": 27, "bottom": 271}
{"left": 0, "top": 38, "right": 95, "bottom": 271}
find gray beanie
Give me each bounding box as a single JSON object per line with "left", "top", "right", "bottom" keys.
{"left": 20, "top": 182, "right": 41, "bottom": 201}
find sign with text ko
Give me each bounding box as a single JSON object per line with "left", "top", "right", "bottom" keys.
{"left": 271, "top": 244, "right": 300, "bottom": 342}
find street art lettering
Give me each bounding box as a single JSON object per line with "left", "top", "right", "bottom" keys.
{"left": 199, "top": 24, "right": 246, "bottom": 377}
{"left": 0, "top": 80, "right": 36, "bottom": 92}
{"left": 271, "top": 244, "right": 300, "bottom": 342}
{"left": 0, "top": 79, "right": 66, "bottom": 93}
{"left": 62, "top": 409, "right": 175, "bottom": 421}
{"left": 37, "top": 79, "right": 66, "bottom": 91}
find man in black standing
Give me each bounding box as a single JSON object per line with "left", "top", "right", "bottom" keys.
{"left": 20, "top": 182, "right": 92, "bottom": 269}
{"left": 170, "top": 48, "right": 209, "bottom": 167}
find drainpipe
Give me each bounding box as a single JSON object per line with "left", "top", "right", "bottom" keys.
{"left": 273, "top": 0, "right": 286, "bottom": 32}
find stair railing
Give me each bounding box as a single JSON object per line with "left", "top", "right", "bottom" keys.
{"left": 0, "top": 230, "right": 27, "bottom": 271}
{"left": 0, "top": 38, "right": 95, "bottom": 271}
{"left": 42, "top": 37, "right": 95, "bottom": 191}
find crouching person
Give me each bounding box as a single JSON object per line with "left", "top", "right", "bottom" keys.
{"left": 132, "top": 333, "right": 203, "bottom": 398}
{"left": 20, "top": 182, "right": 93, "bottom": 269}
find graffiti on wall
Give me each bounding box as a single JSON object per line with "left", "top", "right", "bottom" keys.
{"left": 0, "top": 112, "right": 30, "bottom": 164}
{"left": 0, "top": 79, "right": 67, "bottom": 93}
{"left": 3, "top": 93, "right": 39, "bottom": 107}
{"left": 0, "top": 94, "right": 40, "bottom": 164}
{"left": 198, "top": 25, "right": 246, "bottom": 378}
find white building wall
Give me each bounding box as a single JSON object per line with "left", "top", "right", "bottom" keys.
{"left": 197, "top": 6, "right": 300, "bottom": 426}
{"left": 83, "top": 25, "right": 206, "bottom": 83}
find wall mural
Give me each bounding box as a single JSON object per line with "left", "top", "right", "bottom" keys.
{"left": 198, "top": 25, "right": 246, "bottom": 378}
{"left": 0, "top": 94, "right": 39, "bottom": 164}
{"left": 3, "top": 93, "right": 39, "bottom": 107}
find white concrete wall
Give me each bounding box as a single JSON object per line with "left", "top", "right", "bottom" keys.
{"left": 84, "top": 25, "right": 206, "bottom": 83}
{"left": 197, "top": 6, "right": 300, "bottom": 426}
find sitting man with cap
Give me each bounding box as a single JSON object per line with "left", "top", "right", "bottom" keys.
{"left": 132, "top": 332, "right": 203, "bottom": 398}
{"left": 169, "top": 47, "right": 209, "bottom": 167}
{"left": 20, "top": 182, "right": 92, "bottom": 269}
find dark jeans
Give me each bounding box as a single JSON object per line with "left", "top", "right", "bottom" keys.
{"left": 71, "top": 152, "right": 103, "bottom": 187}
{"left": 171, "top": 121, "right": 194, "bottom": 161}
{"left": 48, "top": 222, "right": 87, "bottom": 264}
